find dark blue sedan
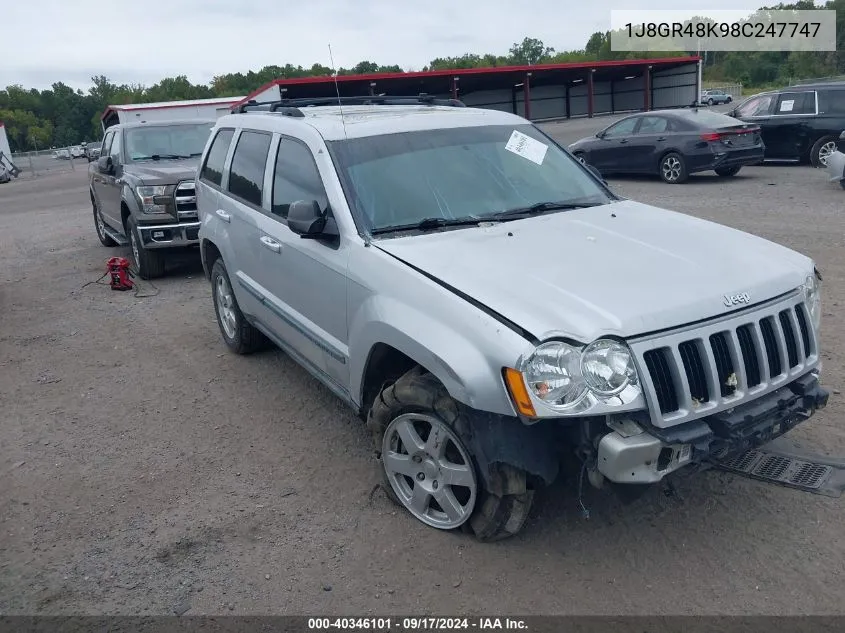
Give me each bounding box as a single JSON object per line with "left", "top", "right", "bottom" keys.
{"left": 568, "top": 109, "right": 765, "bottom": 184}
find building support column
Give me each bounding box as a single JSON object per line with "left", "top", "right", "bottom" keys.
{"left": 565, "top": 84, "right": 571, "bottom": 119}
{"left": 451, "top": 77, "right": 459, "bottom": 100}
{"left": 587, "top": 70, "right": 595, "bottom": 118}
{"left": 524, "top": 72, "right": 532, "bottom": 120}
{"left": 643, "top": 65, "right": 651, "bottom": 111}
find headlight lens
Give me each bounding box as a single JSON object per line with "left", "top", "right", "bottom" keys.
{"left": 523, "top": 342, "right": 588, "bottom": 409}
{"left": 136, "top": 185, "right": 170, "bottom": 214}
{"left": 581, "top": 339, "right": 638, "bottom": 395}
{"left": 802, "top": 271, "right": 822, "bottom": 331}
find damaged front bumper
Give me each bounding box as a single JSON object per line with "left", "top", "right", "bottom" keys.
{"left": 597, "top": 372, "right": 829, "bottom": 484}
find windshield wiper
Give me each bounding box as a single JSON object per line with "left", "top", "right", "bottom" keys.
{"left": 132, "top": 153, "right": 190, "bottom": 161}
{"left": 492, "top": 200, "right": 606, "bottom": 220}
{"left": 370, "top": 216, "right": 484, "bottom": 235}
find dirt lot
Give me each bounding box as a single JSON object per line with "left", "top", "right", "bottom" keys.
{"left": 2, "top": 133, "right": 845, "bottom": 616}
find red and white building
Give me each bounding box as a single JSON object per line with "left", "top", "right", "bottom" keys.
{"left": 100, "top": 96, "right": 245, "bottom": 132}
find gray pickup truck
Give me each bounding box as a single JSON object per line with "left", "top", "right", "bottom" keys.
{"left": 89, "top": 119, "right": 214, "bottom": 278}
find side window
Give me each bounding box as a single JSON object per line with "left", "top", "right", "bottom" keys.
{"left": 109, "top": 131, "right": 122, "bottom": 163}
{"left": 818, "top": 90, "right": 845, "bottom": 114}
{"left": 737, "top": 94, "right": 774, "bottom": 118}
{"left": 271, "top": 138, "right": 328, "bottom": 220}
{"left": 603, "top": 117, "right": 639, "bottom": 138}
{"left": 200, "top": 129, "right": 234, "bottom": 187}
{"left": 227, "top": 130, "right": 272, "bottom": 207}
{"left": 636, "top": 116, "right": 668, "bottom": 134}
{"left": 100, "top": 131, "right": 115, "bottom": 156}
{"left": 774, "top": 92, "right": 816, "bottom": 115}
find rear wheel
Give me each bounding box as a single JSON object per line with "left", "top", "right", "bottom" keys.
{"left": 810, "top": 136, "right": 838, "bottom": 168}
{"left": 715, "top": 165, "right": 741, "bottom": 177}
{"left": 726, "top": 96, "right": 733, "bottom": 103}
{"left": 840, "top": 179, "right": 845, "bottom": 190}
{"left": 707, "top": 98, "right": 714, "bottom": 106}
{"left": 659, "top": 152, "right": 688, "bottom": 184}
{"left": 368, "top": 366, "right": 534, "bottom": 541}
{"left": 210, "top": 259, "right": 267, "bottom": 354}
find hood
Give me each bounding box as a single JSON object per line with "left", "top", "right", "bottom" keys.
{"left": 124, "top": 158, "right": 200, "bottom": 184}
{"left": 569, "top": 136, "right": 596, "bottom": 149}
{"left": 374, "top": 200, "right": 813, "bottom": 342}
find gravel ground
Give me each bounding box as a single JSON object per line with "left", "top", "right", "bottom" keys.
{"left": 1, "top": 122, "right": 845, "bottom": 617}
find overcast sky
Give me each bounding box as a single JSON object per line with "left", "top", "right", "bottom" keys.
{"left": 0, "top": 0, "right": 801, "bottom": 92}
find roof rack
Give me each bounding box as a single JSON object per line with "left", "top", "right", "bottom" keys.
{"left": 233, "top": 94, "right": 466, "bottom": 115}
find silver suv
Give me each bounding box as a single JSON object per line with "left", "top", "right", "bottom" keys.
{"left": 196, "top": 96, "right": 828, "bottom": 541}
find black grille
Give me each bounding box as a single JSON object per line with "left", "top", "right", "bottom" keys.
{"left": 709, "top": 332, "right": 735, "bottom": 397}
{"left": 760, "top": 317, "right": 782, "bottom": 378}
{"left": 779, "top": 311, "right": 799, "bottom": 368}
{"left": 679, "top": 340, "right": 709, "bottom": 403}
{"left": 795, "top": 305, "right": 812, "bottom": 357}
{"left": 736, "top": 325, "right": 761, "bottom": 388}
{"left": 643, "top": 348, "right": 679, "bottom": 414}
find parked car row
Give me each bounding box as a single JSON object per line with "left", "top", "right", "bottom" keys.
{"left": 86, "top": 97, "right": 828, "bottom": 541}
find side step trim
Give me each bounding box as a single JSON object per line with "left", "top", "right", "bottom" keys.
{"left": 103, "top": 225, "right": 129, "bottom": 246}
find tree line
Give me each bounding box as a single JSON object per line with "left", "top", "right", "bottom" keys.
{"left": 1, "top": 0, "right": 843, "bottom": 152}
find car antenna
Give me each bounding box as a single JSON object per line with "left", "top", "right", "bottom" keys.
{"left": 328, "top": 44, "right": 349, "bottom": 142}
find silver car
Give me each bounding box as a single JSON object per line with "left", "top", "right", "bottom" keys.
{"left": 196, "top": 96, "right": 827, "bottom": 540}
{"left": 825, "top": 130, "right": 845, "bottom": 189}
{"left": 701, "top": 89, "right": 733, "bottom": 105}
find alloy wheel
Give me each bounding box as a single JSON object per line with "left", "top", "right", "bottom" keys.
{"left": 215, "top": 274, "right": 238, "bottom": 339}
{"left": 818, "top": 141, "right": 836, "bottom": 166}
{"left": 662, "top": 156, "right": 682, "bottom": 182}
{"left": 382, "top": 413, "right": 477, "bottom": 529}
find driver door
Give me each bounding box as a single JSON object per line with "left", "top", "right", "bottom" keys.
{"left": 589, "top": 116, "right": 640, "bottom": 173}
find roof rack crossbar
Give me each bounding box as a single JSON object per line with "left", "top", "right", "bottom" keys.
{"left": 234, "top": 94, "right": 466, "bottom": 114}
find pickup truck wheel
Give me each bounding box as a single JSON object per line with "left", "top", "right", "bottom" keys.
{"left": 368, "top": 366, "right": 534, "bottom": 541}
{"left": 210, "top": 259, "right": 267, "bottom": 354}
{"left": 92, "top": 196, "right": 116, "bottom": 247}
{"left": 127, "top": 216, "right": 165, "bottom": 280}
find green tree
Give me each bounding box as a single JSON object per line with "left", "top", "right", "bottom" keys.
{"left": 508, "top": 37, "right": 555, "bottom": 65}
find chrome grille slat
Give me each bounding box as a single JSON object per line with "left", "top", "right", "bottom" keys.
{"left": 175, "top": 180, "right": 197, "bottom": 219}
{"left": 631, "top": 294, "right": 819, "bottom": 429}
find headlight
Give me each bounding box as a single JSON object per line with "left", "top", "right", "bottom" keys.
{"left": 523, "top": 342, "right": 587, "bottom": 409}
{"left": 802, "top": 270, "right": 822, "bottom": 330}
{"left": 136, "top": 185, "right": 171, "bottom": 214}
{"left": 581, "top": 339, "right": 638, "bottom": 395}
{"left": 519, "top": 339, "right": 642, "bottom": 415}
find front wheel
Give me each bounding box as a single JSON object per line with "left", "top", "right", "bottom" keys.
{"left": 715, "top": 165, "right": 741, "bottom": 177}
{"left": 368, "top": 366, "right": 535, "bottom": 541}
{"left": 707, "top": 98, "right": 714, "bottom": 106}
{"left": 810, "top": 136, "right": 838, "bottom": 168}
{"left": 127, "top": 215, "right": 166, "bottom": 279}
{"left": 92, "top": 194, "right": 117, "bottom": 247}
{"left": 659, "top": 152, "right": 688, "bottom": 184}
{"left": 726, "top": 96, "right": 733, "bottom": 103}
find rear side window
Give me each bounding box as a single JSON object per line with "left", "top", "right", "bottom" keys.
{"left": 818, "top": 90, "right": 845, "bottom": 114}
{"left": 101, "top": 131, "right": 115, "bottom": 156}
{"left": 737, "top": 94, "right": 774, "bottom": 118}
{"left": 200, "top": 129, "right": 234, "bottom": 187}
{"left": 228, "top": 131, "right": 272, "bottom": 207}
{"left": 637, "top": 116, "right": 668, "bottom": 134}
{"left": 271, "top": 138, "right": 328, "bottom": 219}
{"left": 774, "top": 92, "right": 816, "bottom": 115}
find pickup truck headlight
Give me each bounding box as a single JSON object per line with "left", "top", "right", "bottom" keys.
{"left": 518, "top": 339, "right": 642, "bottom": 415}
{"left": 136, "top": 185, "right": 172, "bottom": 214}
{"left": 803, "top": 270, "right": 822, "bottom": 330}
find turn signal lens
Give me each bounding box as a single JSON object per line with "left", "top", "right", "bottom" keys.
{"left": 503, "top": 368, "right": 537, "bottom": 418}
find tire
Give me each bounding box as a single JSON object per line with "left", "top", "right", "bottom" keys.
{"left": 715, "top": 165, "right": 741, "bottom": 177}
{"left": 839, "top": 179, "right": 845, "bottom": 190}
{"left": 92, "top": 193, "right": 117, "bottom": 247}
{"left": 210, "top": 258, "right": 267, "bottom": 354}
{"left": 127, "top": 215, "right": 165, "bottom": 280}
{"left": 367, "top": 366, "right": 534, "bottom": 542}
{"left": 707, "top": 98, "right": 714, "bottom": 106}
{"left": 726, "top": 96, "right": 733, "bottom": 103}
{"left": 659, "top": 152, "right": 688, "bottom": 184}
{"left": 810, "top": 136, "right": 838, "bottom": 168}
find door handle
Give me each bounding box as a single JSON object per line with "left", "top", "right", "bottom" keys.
{"left": 656, "top": 137, "right": 667, "bottom": 142}
{"left": 216, "top": 209, "right": 231, "bottom": 223}
{"left": 619, "top": 139, "right": 628, "bottom": 144}
{"left": 260, "top": 236, "right": 281, "bottom": 253}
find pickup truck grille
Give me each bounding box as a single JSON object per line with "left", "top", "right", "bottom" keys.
{"left": 175, "top": 180, "right": 197, "bottom": 220}
{"left": 629, "top": 292, "right": 819, "bottom": 429}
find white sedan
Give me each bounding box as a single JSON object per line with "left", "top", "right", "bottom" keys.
{"left": 825, "top": 132, "right": 845, "bottom": 190}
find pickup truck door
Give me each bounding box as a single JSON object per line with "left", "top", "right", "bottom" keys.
{"left": 98, "top": 130, "right": 125, "bottom": 229}
{"left": 91, "top": 131, "right": 115, "bottom": 221}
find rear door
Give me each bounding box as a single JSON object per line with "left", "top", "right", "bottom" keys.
{"left": 590, "top": 116, "right": 640, "bottom": 172}
{"left": 765, "top": 91, "right": 817, "bottom": 159}
{"left": 624, "top": 115, "right": 671, "bottom": 172}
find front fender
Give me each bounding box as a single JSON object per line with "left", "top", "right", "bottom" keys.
{"left": 348, "top": 295, "right": 521, "bottom": 417}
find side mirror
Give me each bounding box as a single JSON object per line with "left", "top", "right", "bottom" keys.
{"left": 596, "top": 131, "right": 605, "bottom": 139}
{"left": 288, "top": 200, "right": 338, "bottom": 240}
{"left": 97, "top": 156, "right": 113, "bottom": 174}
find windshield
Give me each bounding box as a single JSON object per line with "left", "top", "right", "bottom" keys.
{"left": 125, "top": 123, "right": 214, "bottom": 161}
{"left": 327, "top": 124, "right": 613, "bottom": 234}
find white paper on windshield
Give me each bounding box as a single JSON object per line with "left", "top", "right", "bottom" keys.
{"left": 780, "top": 99, "right": 795, "bottom": 112}
{"left": 505, "top": 130, "right": 548, "bottom": 165}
